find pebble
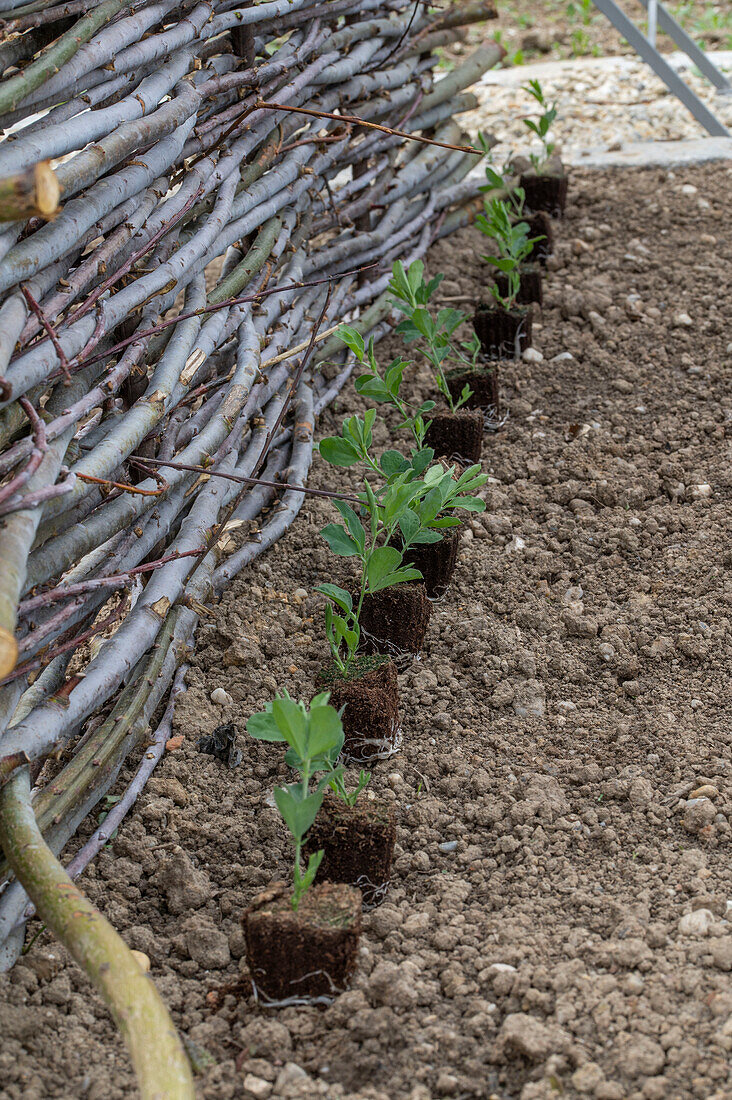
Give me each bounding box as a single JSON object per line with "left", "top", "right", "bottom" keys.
{"left": 683, "top": 797, "right": 716, "bottom": 834}
{"left": 690, "top": 784, "right": 719, "bottom": 800}
{"left": 522, "top": 347, "right": 543, "bottom": 362}
{"left": 673, "top": 311, "right": 693, "bottom": 327}
{"left": 550, "top": 351, "right": 573, "bottom": 362}
{"left": 689, "top": 483, "right": 712, "bottom": 499}
{"left": 291, "top": 588, "right": 308, "bottom": 605}
{"left": 243, "top": 1075, "right": 272, "bottom": 1099}
{"left": 130, "top": 950, "right": 151, "bottom": 972}
{"left": 211, "top": 687, "right": 233, "bottom": 706}
{"left": 678, "top": 909, "right": 715, "bottom": 937}
{"left": 680, "top": 183, "right": 698, "bottom": 195}
{"left": 438, "top": 840, "right": 459, "bottom": 853}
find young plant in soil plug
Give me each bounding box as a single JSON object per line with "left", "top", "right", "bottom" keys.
{"left": 520, "top": 78, "right": 568, "bottom": 217}
{"left": 339, "top": 325, "right": 434, "bottom": 458}
{"left": 479, "top": 172, "right": 544, "bottom": 307}
{"left": 315, "top": 457, "right": 434, "bottom": 749}
{"left": 474, "top": 199, "right": 539, "bottom": 361}
{"left": 481, "top": 159, "right": 553, "bottom": 266}
{"left": 389, "top": 457, "right": 487, "bottom": 599}
{"left": 387, "top": 261, "right": 484, "bottom": 462}
{"left": 243, "top": 692, "right": 362, "bottom": 1003}
{"left": 343, "top": 325, "right": 488, "bottom": 593}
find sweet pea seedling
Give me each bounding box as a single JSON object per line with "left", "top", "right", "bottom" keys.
{"left": 522, "top": 78, "right": 558, "bottom": 174}
{"left": 247, "top": 693, "right": 373, "bottom": 906}
{"left": 477, "top": 198, "right": 544, "bottom": 312}
{"left": 247, "top": 692, "right": 344, "bottom": 908}
{"left": 316, "top": 411, "right": 487, "bottom": 672}
{"left": 387, "top": 260, "right": 482, "bottom": 415}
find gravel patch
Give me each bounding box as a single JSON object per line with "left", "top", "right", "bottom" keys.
{"left": 463, "top": 51, "right": 732, "bottom": 163}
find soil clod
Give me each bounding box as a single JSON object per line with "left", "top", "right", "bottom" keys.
{"left": 360, "top": 582, "right": 431, "bottom": 659}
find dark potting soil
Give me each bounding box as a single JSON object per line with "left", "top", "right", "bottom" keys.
{"left": 359, "top": 581, "right": 431, "bottom": 657}
{"left": 425, "top": 408, "right": 483, "bottom": 464}
{"left": 304, "top": 792, "right": 397, "bottom": 903}
{"left": 523, "top": 209, "right": 553, "bottom": 264}
{"left": 446, "top": 362, "right": 499, "bottom": 411}
{"left": 520, "top": 172, "right": 569, "bottom": 218}
{"left": 400, "top": 526, "right": 461, "bottom": 599}
{"left": 495, "top": 261, "right": 543, "bottom": 306}
{"left": 472, "top": 304, "right": 533, "bottom": 360}
{"left": 243, "top": 881, "right": 361, "bottom": 1002}
{"left": 319, "top": 656, "right": 400, "bottom": 763}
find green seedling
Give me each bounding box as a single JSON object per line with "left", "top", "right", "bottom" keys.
{"left": 327, "top": 766, "right": 371, "bottom": 807}
{"left": 522, "top": 78, "right": 558, "bottom": 173}
{"left": 477, "top": 198, "right": 544, "bottom": 311}
{"left": 247, "top": 692, "right": 346, "bottom": 909}
{"left": 316, "top": 412, "right": 486, "bottom": 672}
{"left": 388, "top": 260, "right": 482, "bottom": 414}
{"left": 339, "top": 327, "right": 434, "bottom": 452}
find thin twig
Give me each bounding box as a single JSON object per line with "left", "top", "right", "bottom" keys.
{"left": 19, "top": 551, "right": 206, "bottom": 616}
{"left": 255, "top": 99, "right": 483, "bottom": 155}
{"left": 20, "top": 285, "right": 71, "bottom": 382}
{"left": 128, "top": 456, "right": 363, "bottom": 505}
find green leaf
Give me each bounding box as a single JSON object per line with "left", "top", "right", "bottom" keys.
{"left": 316, "top": 583, "right": 353, "bottom": 613}
{"left": 367, "top": 545, "right": 403, "bottom": 590}
{"left": 320, "top": 523, "right": 361, "bottom": 558}
{"left": 274, "top": 785, "right": 324, "bottom": 842}
{"left": 384, "top": 360, "right": 405, "bottom": 394}
{"left": 318, "top": 436, "right": 361, "bottom": 467}
{"left": 332, "top": 500, "right": 365, "bottom": 552}
{"left": 363, "top": 407, "right": 376, "bottom": 450}
{"left": 308, "top": 703, "right": 345, "bottom": 758}
{"left": 369, "top": 566, "right": 422, "bottom": 593}
{"left": 271, "top": 697, "right": 307, "bottom": 756}
{"left": 246, "top": 710, "right": 286, "bottom": 742}
{"left": 411, "top": 529, "right": 443, "bottom": 544}
{"left": 410, "top": 447, "right": 434, "bottom": 476}
{"left": 363, "top": 479, "right": 380, "bottom": 538}
{"left": 355, "top": 375, "right": 390, "bottom": 402}
{"left": 410, "top": 307, "right": 435, "bottom": 340}
{"left": 380, "top": 450, "right": 409, "bottom": 479}
{"left": 398, "top": 508, "right": 420, "bottom": 547}
{"left": 337, "top": 325, "right": 365, "bottom": 361}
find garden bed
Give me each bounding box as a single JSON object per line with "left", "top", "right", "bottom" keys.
{"left": 2, "top": 160, "right": 732, "bottom": 1100}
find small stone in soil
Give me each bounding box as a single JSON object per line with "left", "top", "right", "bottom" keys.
{"left": 210, "top": 687, "right": 233, "bottom": 705}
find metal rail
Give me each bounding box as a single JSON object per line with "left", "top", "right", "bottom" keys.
{"left": 592, "top": 0, "right": 731, "bottom": 137}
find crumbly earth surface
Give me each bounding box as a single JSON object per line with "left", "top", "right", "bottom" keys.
{"left": 2, "top": 162, "right": 732, "bottom": 1100}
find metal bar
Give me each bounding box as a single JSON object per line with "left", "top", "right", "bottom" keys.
{"left": 636, "top": 0, "right": 732, "bottom": 93}
{"left": 592, "top": 0, "right": 730, "bottom": 137}
{"left": 647, "top": 0, "right": 657, "bottom": 47}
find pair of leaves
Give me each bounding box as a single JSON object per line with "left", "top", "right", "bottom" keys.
{"left": 366, "top": 545, "right": 421, "bottom": 593}
{"left": 389, "top": 259, "right": 444, "bottom": 310}
{"left": 318, "top": 409, "right": 377, "bottom": 468}
{"left": 274, "top": 784, "right": 326, "bottom": 843}
{"left": 247, "top": 691, "right": 344, "bottom": 765}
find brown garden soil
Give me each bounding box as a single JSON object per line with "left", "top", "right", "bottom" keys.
{"left": 2, "top": 161, "right": 732, "bottom": 1100}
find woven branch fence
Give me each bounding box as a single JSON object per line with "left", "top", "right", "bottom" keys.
{"left": 0, "top": 0, "right": 499, "bottom": 1010}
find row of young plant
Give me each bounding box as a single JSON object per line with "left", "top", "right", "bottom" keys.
{"left": 240, "top": 82, "right": 570, "bottom": 1005}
